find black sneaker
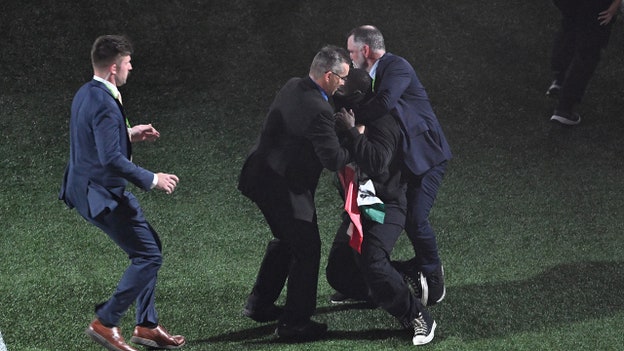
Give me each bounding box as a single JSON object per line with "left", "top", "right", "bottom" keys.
{"left": 275, "top": 320, "right": 327, "bottom": 341}
{"left": 545, "top": 80, "right": 561, "bottom": 98}
{"left": 392, "top": 259, "right": 424, "bottom": 305}
{"left": 329, "top": 291, "right": 371, "bottom": 305}
{"left": 550, "top": 110, "right": 581, "bottom": 125}
{"left": 423, "top": 264, "right": 446, "bottom": 306}
{"left": 411, "top": 310, "right": 436, "bottom": 345}
{"left": 242, "top": 303, "right": 283, "bottom": 323}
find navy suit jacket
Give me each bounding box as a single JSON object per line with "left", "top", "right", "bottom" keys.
{"left": 238, "top": 77, "right": 351, "bottom": 222}
{"left": 59, "top": 80, "right": 154, "bottom": 220}
{"left": 353, "top": 53, "right": 452, "bottom": 176}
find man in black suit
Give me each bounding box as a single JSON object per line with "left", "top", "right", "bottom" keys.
{"left": 327, "top": 68, "right": 436, "bottom": 345}
{"left": 238, "top": 45, "right": 351, "bottom": 341}
{"left": 346, "top": 25, "right": 452, "bottom": 307}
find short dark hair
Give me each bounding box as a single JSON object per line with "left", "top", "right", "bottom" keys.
{"left": 309, "top": 45, "right": 350, "bottom": 79}
{"left": 91, "top": 35, "right": 133, "bottom": 69}
{"left": 348, "top": 25, "right": 385, "bottom": 51}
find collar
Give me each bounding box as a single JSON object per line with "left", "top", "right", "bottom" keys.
{"left": 369, "top": 59, "right": 380, "bottom": 80}
{"left": 309, "top": 76, "right": 329, "bottom": 101}
{"left": 93, "top": 75, "right": 120, "bottom": 100}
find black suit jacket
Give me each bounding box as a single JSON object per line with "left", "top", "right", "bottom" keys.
{"left": 238, "top": 77, "right": 351, "bottom": 222}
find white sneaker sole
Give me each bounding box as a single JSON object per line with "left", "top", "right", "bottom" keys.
{"left": 413, "top": 321, "right": 437, "bottom": 345}
{"left": 419, "top": 272, "right": 429, "bottom": 306}
{"left": 550, "top": 114, "right": 580, "bottom": 125}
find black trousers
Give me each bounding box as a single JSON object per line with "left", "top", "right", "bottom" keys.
{"left": 327, "top": 207, "right": 424, "bottom": 325}
{"left": 326, "top": 212, "right": 370, "bottom": 301}
{"left": 551, "top": 0, "right": 614, "bottom": 109}
{"left": 247, "top": 193, "right": 321, "bottom": 325}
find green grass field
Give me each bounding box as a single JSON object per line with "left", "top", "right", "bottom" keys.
{"left": 2, "top": 1, "right": 624, "bottom": 350}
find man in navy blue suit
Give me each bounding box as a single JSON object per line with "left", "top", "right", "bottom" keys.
{"left": 59, "top": 35, "right": 185, "bottom": 351}
{"left": 345, "top": 25, "right": 452, "bottom": 308}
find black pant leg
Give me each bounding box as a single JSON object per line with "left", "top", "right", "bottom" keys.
{"left": 326, "top": 212, "right": 369, "bottom": 300}
{"left": 357, "top": 209, "right": 421, "bottom": 323}
{"left": 551, "top": 14, "right": 577, "bottom": 83}
{"left": 252, "top": 196, "right": 321, "bottom": 325}
{"left": 552, "top": 0, "right": 615, "bottom": 109}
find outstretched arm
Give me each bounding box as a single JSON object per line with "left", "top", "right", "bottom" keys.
{"left": 154, "top": 172, "right": 179, "bottom": 194}
{"left": 598, "top": 0, "right": 622, "bottom": 25}
{"left": 309, "top": 110, "right": 353, "bottom": 172}
{"left": 129, "top": 123, "right": 160, "bottom": 142}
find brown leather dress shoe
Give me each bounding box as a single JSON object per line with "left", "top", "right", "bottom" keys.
{"left": 130, "top": 325, "right": 186, "bottom": 349}
{"left": 85, "top": 319, "right": 138, "bottom": 351}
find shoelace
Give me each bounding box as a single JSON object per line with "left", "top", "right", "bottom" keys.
{"left": 402, "top": 271, "right": 421, "bottom": 294}
{"left": 413, "top": 315, "right": 428, "bottom": 335}
{"left": 403, "top": 273, "right": 415, "bottom": 287}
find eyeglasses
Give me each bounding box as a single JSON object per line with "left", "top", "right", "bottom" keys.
{"left": 330, "top": 71, "right": 348, "bottom": 81}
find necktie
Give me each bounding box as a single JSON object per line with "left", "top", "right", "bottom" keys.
{"left": 117, "top": 92, "right": 131, "bottom": 129}
{"left": 116, "top": 92, "right": 133, "bottom": 161}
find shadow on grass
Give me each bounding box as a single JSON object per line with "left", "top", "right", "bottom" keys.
{"left": 436, "top": 260, "right": 624, "bottom": 341}
{"left": 191, "top": 261, "right": 623, "bottom": 345}
{"left": 193, "top": 326, "right": 404, "bottom": 346}
{"left": 191, "top": 302, "right": 401, "bottom": 346}
{"left": 193, "top": 324, "right": 276, "bottom": 344}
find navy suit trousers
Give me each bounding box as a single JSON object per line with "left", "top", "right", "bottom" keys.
{"left": 86, "top": 192, "right": 162, "bottom": 326}
{"left": 404, "top": 161, "right": 447, "bottom": 274}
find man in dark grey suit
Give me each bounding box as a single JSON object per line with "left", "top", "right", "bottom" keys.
{"left": 59, "top": 35, "right": 185, "bottom": 351}
{"left": 238, "top": 45, "right": 351, "bottom": 341}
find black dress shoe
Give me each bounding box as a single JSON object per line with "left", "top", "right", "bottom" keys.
{"left": 242, "top": 303, "right": 283, "bottom": 322}
{"left": 329, "top": 291, "right": 375, "bottom": 307}
{"left": 275, "top": 320, "right": 327, "bottom": 341}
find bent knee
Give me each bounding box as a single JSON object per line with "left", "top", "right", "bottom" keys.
{"left": 132, "top": 254, "right": 163, "bottom": 269}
